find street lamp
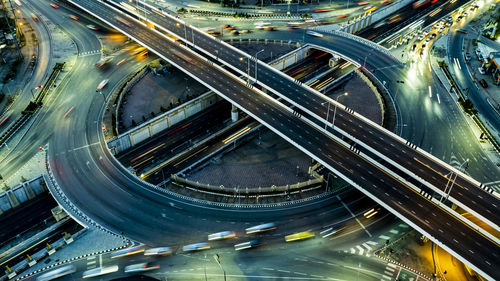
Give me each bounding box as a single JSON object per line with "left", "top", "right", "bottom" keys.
{"left": 254, "top": 49, "right": 264, "bottom": 83}
{"left": 241, "top": 57, "right": 250, "bottom": 84}
{"left": 332, "top": 92, "right": 348, "bottom": 130}
{"left": 213, "top": 254, "right": 226, "bottom": 281}
{"left": 30, "top": 84, "right": 43, "bottom": 100}
{"left": 441, "top": 158, "right": 470, "bottom": 204}
{"left": 30, "top": 86, "right": 38, "bottom": 99}
{"left": 394, "top": 80, "right": 405, "bottom": 98}
{"left": 322, "top": 92, "right": 348, "bottom": 130}
{"left": 96, "top": 90, "right": 105, "bottom": 102}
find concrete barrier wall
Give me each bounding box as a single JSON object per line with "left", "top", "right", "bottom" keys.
{"left": 107, "top": 91, "right": 222, "bottom": 154}
{"left": 0, "top": 175, "right": 46, "bottom": 214}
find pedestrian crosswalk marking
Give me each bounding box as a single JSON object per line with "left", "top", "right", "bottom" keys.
{"left": 379, "top": 235, "right": 391, "bottom": 240}
{"left": 356, "top": 245, "right": 364, "bottom": 255}
{"left": 389, "top": 229, "right": 399, "bottom": 234}
{"left": 79, "top": 49, "right": 102, "bottom": 57}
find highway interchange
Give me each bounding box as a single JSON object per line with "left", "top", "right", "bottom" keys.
{"left": 1, "top": 0, "right": 499, "bottom": 280}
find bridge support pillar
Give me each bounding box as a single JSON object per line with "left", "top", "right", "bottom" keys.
{"left": 231, "top": 104, "right": 239, "bottom": 122}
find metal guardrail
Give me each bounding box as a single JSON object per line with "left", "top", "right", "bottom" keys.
{"left": 172, "top": 174, "right": 324, "bottom": 195}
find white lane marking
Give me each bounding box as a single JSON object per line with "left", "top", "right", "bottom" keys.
{"left": 356, "top": 245, "right": 365, "bottom": 255}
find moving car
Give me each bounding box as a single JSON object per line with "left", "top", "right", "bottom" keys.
{"left": 97, "top": 79, "right": 109, "bottom": 90}
{"left": 86, "top": 24, "right": 99, "bottom": 30}
{"left": 320, "top": 225, "right": 345, "bottom": 238}
{"left": 69, "top": 15, "right": 78, "bottom": 20}
{"left": 50, "top": 3, "right": 59, "bottom": 8}
{"left": 36, "top": 265, "right": 76, "bottom": 281}
{"left": 306, "top": 30, "right": 323, "bottom": 37}
{"left": 234, "top": 240, "right": 261, "bottom": 251}
{"left": 208, "top": 231, "right": 236, "bottom": 241}
{"left": 144, "top": 247, "right": 172, "bottom": 256}
{"left": 124, "top": 263, "right": 160, "bottom": 273}
{"left": 183, "top": 242, "right": 210, "bottom": 252}
{"left": 245, "top": 223, "right": 276, "bottom": 234}
{"left": 111, "top": 245, "right": 144, "bottom": 258}
{"left": 285, "top": 231, "right": 315, "bottom": 242}
{"left": 82, "top": 266, "right": 119, "bottom": 278}
{"left": 418, "top": 34, "right": 425, "bottom": 41}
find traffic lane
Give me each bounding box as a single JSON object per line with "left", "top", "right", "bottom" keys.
{"left": 330, "top": 107, "right": 500, "bottom": 225}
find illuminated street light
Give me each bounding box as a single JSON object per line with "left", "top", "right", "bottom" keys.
{"left": 254, "top": 49, "right": 264, "bottom": 83}
{"left": 441, "top": 158, "right": 470, "bottom": 204}
{"left": 321, "top": 92, "right": 348, "bottom": 130}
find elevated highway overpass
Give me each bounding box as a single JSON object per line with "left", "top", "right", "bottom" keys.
{"left": 101, "top": 0, "right": 500, "bottom": 236}
{"left": 57, "top": 0, "right": 500, "bottom": 279}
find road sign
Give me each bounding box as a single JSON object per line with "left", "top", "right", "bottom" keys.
{"left": 396, "top": 268, "right": 418, "bottom": 281}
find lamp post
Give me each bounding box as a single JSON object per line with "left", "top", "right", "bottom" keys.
{"left": 441, "top": 158, "right": 470, "bottom": 204}
{"left": 240, "top": 57, "right": 250, "bottom": 84}
{"left": 394, "top": 80, "right": 405, "bottom": 98}
{"left": 30, "top": 86, "right": 38, "bottom": 99}
{"left": 321, "top": 101, "right": 331, "bottom": 130}
{"left": 332, "top": 92, "right": 348, "bottom": 130}
{"left": 213, "top": 254, "right": 226, "bottom": 281}
{"left": 254, "top": 49, "right": 264, "bottom": 83}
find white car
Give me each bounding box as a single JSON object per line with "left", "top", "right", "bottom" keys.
{"left": 124, "top": 263, "right": 159, "bottom": 273}
{"left": 97, "top": 79, "right": 109, "bottom": 90}
{"left": 144, "top": 247, "right": 172, "bottom": 256}
{"left": 183, "top": 242, "right": 210, "bottom": 252}
{"left": 306, "top": 30, "right": 324, "bottom": 37}
{"left": 478, "top": 67, "right": 486, "bottom": 74}
{"left": 208, "top": 231, "right": 236, "bottom": 241}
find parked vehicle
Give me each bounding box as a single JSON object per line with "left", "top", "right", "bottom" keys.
{"left": 479, "top": 79, "right": 488, "bottom": 88}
